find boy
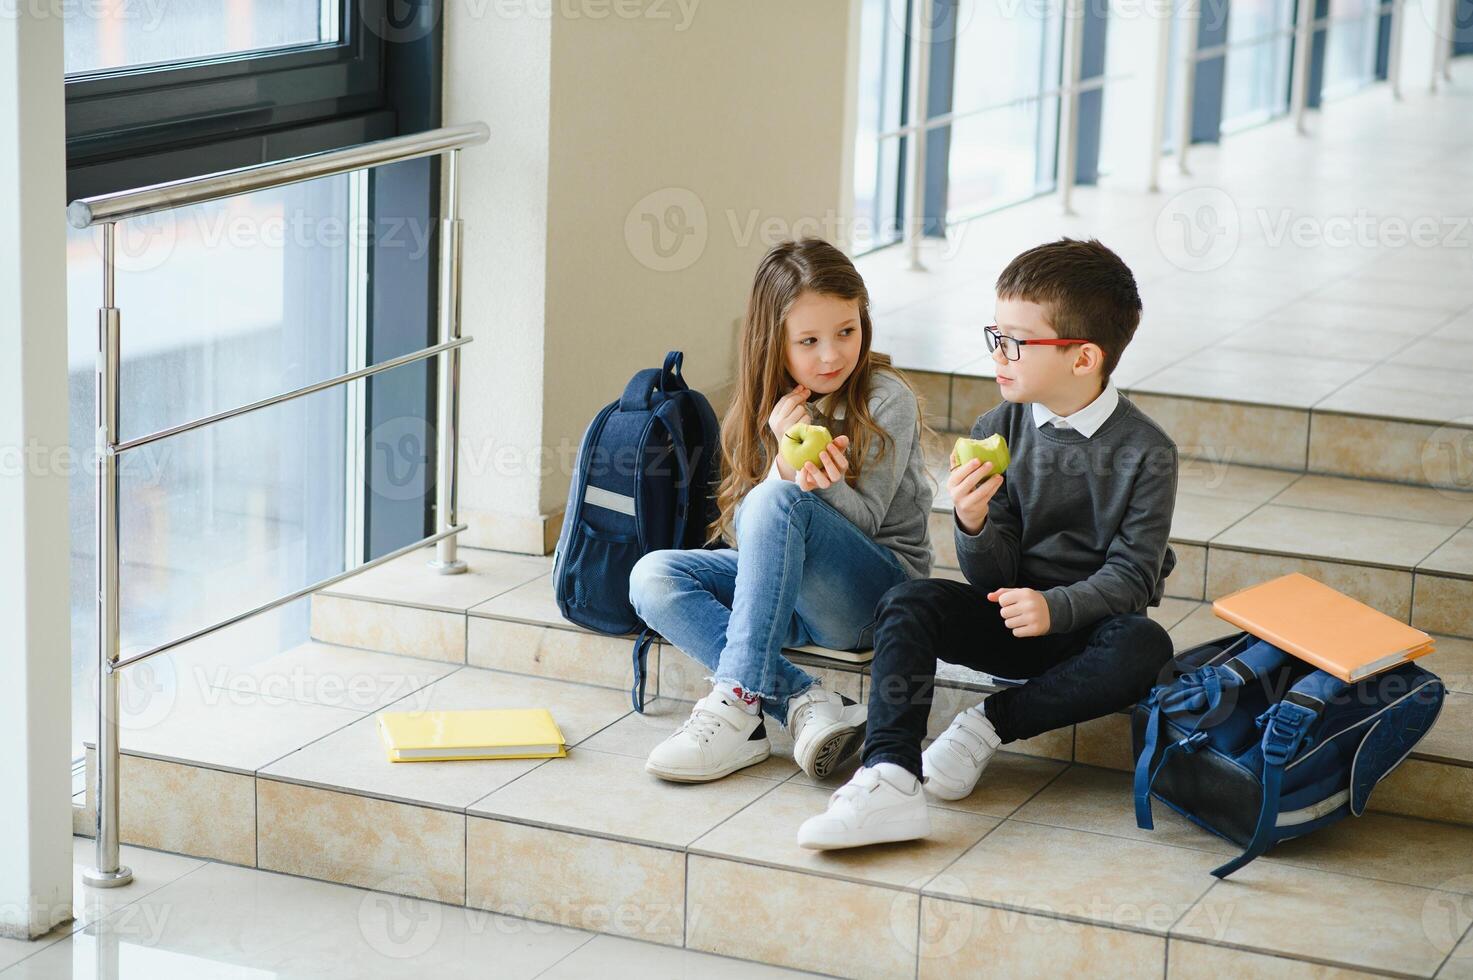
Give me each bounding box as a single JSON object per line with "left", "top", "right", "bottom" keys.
{"left": 797, "top": 238, "right": 1178, "bottom": 849}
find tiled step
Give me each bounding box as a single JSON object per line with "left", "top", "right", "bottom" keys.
{"left": 905, "top": 363, "right": 1473, "bottom": 495}
{"left": 920, "top": 427, "right": 1473, "bottom": 640}
{"left": 305, "top": 546, "right": 1473, "bottom": 825}
{"left": 80, "top": 637, "right": 1473, "bottom": 978}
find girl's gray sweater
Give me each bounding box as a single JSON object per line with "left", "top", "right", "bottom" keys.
{"left": 797, "top": 369, "right": 935, "bottom": 580}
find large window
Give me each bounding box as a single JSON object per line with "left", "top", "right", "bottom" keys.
{"left": 852, "top": 0, "right": 1063, "bottom": 254}
{"left": 853, "top": 0, "right": 914, "bottom": 253}
{"left": 65, "top": 0, "right": 340, "bottom": 75}
{"left": 64, "top": 0, "right": 441, "bottom": 763}
{"left": 945, "top": 0, "right": 1062, "bottom": 222}
{"left": 1222, "top": 0, "right": 1296, "bottom": 129}
{"left": 1321, "top": 0, "right": 1384, "bottom": 98}
{"left": 65, "top": 180, "right": 357, "bottom": 757}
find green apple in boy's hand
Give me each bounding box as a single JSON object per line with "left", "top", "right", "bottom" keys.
{"left": 951, "top": 434, "right": 1009, "bottom": 476}
{"left": 781, "top": 422, "right": 834, "bottom": 472}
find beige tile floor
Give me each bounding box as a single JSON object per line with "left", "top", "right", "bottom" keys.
{"left": 70, "top": 608, "right": 1473, "bottom": 977}
{"left": 0, "top": 839, "right": 821, "bottom": 979}
{"left": 860, "top": 65, "right": 1473, "bottom": 430}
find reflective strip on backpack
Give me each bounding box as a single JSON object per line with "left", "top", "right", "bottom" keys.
{"left": 584, "top": 485, "right": 636, "bottom": 516}
{"left": 1276, "top": 790, "right": 1349, "bottom": 827}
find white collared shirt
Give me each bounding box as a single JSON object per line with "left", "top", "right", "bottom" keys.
{"left": 1030, "top": 381, "right": 1119, "bottom": 438}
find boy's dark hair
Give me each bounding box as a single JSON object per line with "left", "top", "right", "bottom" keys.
{"left": 995, "top": 237, "right": 1143, "bottom": 382}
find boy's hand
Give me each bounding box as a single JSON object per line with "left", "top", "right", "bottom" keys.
{"left": 986, "top": 588, "right": 1050, "bottom": 637}
{"left": 795, "top": 435, "right": 850, "bottom": 492}
{"left": 949, "top": 453, "right": 1004, "bottom": 534}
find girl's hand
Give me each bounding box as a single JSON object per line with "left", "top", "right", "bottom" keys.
{"left": 986, "top": 588, "right": 1050, "bottom": 637}
{"left": 795, "top": 435, "right": 850, "bottom": 492}
{"left": 767, "top": 383, "right": 813, "bottom": 444}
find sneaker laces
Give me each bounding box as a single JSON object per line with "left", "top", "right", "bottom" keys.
{"left": 680, "top": 699, "right": 737, "bottom": 744}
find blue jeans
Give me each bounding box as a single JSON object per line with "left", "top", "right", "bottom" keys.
{"left": 629, "top": 478, "right": 910, "bottom": 725}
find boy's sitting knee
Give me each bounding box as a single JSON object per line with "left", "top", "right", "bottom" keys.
{"left": 874, "top": 578, "right": 963, "bottom": 630}
{"left": 1106, "top": 613, "right": 1174, "bottom": 685}
{"left": 876, "top": 578, "right": 937, "bottom": 616}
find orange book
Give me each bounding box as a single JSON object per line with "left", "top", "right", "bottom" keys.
{"left": 1212, "top": 572, "right": 1434, "bottom": 683}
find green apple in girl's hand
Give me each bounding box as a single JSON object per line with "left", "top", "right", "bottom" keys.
{"left": 781, "top": 422, "right": 834, "bottom": 471}
{"left": 952, "top": 434, "right": 1009, "bottom": 476}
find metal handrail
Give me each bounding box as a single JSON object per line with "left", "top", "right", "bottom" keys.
{"left": 75, "top": 122, "right": 487, "bottom": 890}
{"left": 68, "top": 122, "right": 490, "bottom": 228}
{"left": 113, "top": 336, "right": 472, "bottom": 454}
{"left": 1191, "top": 3, "right": 1398, "bottom": 62}
{"left": 111, "top": 522, "right": 470, "bottom": 673}
{"left": 873, "top": 72, "right": 1130, "bottom": 143}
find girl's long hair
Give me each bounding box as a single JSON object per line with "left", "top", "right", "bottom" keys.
{"left": 706, "top": 238, "right": 934, "bottom": 546}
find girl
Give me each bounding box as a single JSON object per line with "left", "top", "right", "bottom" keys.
{"left": 628, "top": 238, "right": 936, "bottom": 783}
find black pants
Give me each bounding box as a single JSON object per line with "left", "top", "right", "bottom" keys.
{"left": 862, "top": 577, "right": 1174, "bottom": 779}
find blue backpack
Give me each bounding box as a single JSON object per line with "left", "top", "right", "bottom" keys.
{"left": 551, "top": 351, "right": 721, "bottom": 711}
{"left": 1132, "top": 631, "right": 1444, "bottom": 878}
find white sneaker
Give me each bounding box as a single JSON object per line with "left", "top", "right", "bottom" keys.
{"left": 921, "top": 705, "right": 1001, "bottom": 801}
{"left": 787, "top": 684, "right": 867, "bottom": 780}
{"left": 645, "top": 691, "right": 771, "bottom": 782}
{"left": 796, "top": 764, "right": 930, "bottom": 850}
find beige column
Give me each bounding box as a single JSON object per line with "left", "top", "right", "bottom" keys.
{"left": 447, "top": 0, "right": 860, "bottom": 554}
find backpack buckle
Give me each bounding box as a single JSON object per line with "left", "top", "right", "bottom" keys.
{"left": 1260, "top": 701, "right": 1316, "bottom": 765}
{"left": 1160, "top": 667, "right": 1225, "bottom": 728}
{"left": 1177, "top": 731, "right": 1209, "bottom": 753}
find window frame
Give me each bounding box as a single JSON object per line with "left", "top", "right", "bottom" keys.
{"left": 64, "top": 0, "right": 440, "bottom": 200}
{"left": 62, "top": 0, "right": 445, "bottom": 562}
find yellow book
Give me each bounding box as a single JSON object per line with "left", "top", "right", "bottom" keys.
{"left": 377, "top": 708, "right": 566, "bottom": 763}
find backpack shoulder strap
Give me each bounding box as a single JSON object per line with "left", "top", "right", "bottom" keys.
{"left": 1209, "top": 668, "right": 1345, "bottom": 878}
{"left": 664, "top": 382, "right": 721, "bottom": 549}
{"left": 653, "top": 399, "right": 696, "bottom": 547}
{"left": 630, "top": 628, "right": 658, "bottom": 712}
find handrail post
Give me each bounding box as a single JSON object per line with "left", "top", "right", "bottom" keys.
{"left": 903, "top": 0, "right": 933, "bottom": 272}
{"left": 430, "top": 149, "right": 468, "bottom": 576}
{"left": 83, "top": 222, "right": 132, "bottom": 889}
{"left": 1148, "top": 0, "right": 1174, "bottom": 192}
{"left": 1290, "top": 0, "right": 1315, "bottom": 132}
{"left": 1386, "top": 0, "right": 1404, "bottom": 98}
{"left": 1176, "top": 1, "right": 1201, "bottom": 174}
{"left": 1430, "top": 0, "right": 1452, "bottom": 89}
{"left": 1058, "top": 0, "right": 1085, "bottom": 214}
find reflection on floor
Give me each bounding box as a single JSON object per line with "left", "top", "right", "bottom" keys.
{"left": 0, "top": 838, "right": 821, "bottom": 979}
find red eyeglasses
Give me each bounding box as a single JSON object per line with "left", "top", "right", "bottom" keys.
{"left": 984, "top": 325, "right": 1090, "bottom": 361}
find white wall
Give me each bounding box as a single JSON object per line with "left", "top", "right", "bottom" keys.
{"left": 446, "top": 0, "right": 859, "bottom": 550}
{"left": 445, "top": 6, "right": 555, "bottom": 552}
{"left": 0, "top": 3, "right": 77, "bottom": 941}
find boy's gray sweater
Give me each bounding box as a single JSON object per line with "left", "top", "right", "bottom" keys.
{"left": 954, "top": 393, "right": 1178, "bottom": 634}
